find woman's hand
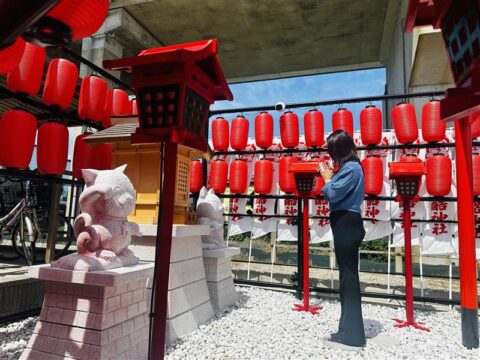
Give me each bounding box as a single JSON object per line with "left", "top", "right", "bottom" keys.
{"left": 319, "top": 162, "right": 333, "bottom": 183}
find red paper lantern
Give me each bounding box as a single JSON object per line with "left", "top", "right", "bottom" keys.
{"left": 212, "top": 117, "right": 229, "bottom": 151}
{"left": 78, "top": 76, "right": 108, "bottom": 122}
{"left": 208, "top": 160, "right": 228, "bottom": 193}
{"left": 229, "top": 160, "right": 249, "bottom": 194}
{"left": 72, "top": 133, "right": 95, "bottom": 179}
{"left": 43, "top": 58, "right": 79, "bottom": 110}
{"left": 392, "top": 103, "right": 418, "bottom": 144}
{"left": 280, "top": 111, "right": 299, "bottom": 148}
{"left": 362, "top": 156, "right": 384, "bottom": 195}
{"left": 189, "top": 160, "right": 204, "bottom": 193}
{"left": 0, "top": 110, "right": 37, "bottom": 169}
{"left": 422, "top": 100, "right": 446, "bottom": 142}
{"left": 254, "top": 159, "right": 273, "bottom": 194}
{"left": 255, "top": 112, "right": 274, "bottom": 149}
{"left": 7, "top": 42, "right": 45, "bottom": 95}
{"left": 279, "top": 156, "right": 298, "bottom": 193}
{"left": 473, "top": 155, "right": 480, "bottom": 196}
{"left": 37, "top": 122, "right": 69, "bottom": 175}
{"left": 469, "top": 112, "right": 480, "bottom": 139}
{"left": 426, "top": 154, "right": 452, "bottom": 196}
{"left": 360, "top": 105, "right": 382, "bottom": 145}
{"left": 47, "top": 0, "right": 109, "bottom": 40}
{"left": 103, "top": 88, "right": 130, "bottom": 128}
{"left": 304, "top": 109, "right": 324, "bottom": 148}
{"left": 131, "top": 99, "right": 138, "bottom": 116}
{"left": 230, "top": 115, "right": 249, "bottom": 150}
{"left": 0, "top": 37, "right": 25, "bottom": 74}
{"left": 93, "top": 144, "right": 113, "bottom": 171}
{"left": 332, "top": 108, "right": 354, "bottom": 136}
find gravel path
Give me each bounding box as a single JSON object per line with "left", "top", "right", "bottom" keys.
{"left": 1, "top": 286, "right": 479, "bottom": 359}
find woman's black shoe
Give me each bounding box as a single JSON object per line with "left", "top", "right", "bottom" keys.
{"left": 329, "top": 332, "right": 343, "bottom": 342}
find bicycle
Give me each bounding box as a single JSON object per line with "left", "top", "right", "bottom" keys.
{"left": 0, "top": 178, "right": 74, "bottom": 265}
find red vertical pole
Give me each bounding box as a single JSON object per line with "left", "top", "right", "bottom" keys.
{"left": 150, "top": 142, "right": 178, "bottom": 359}
{"left": 455, "top": 117, "right": 479, "bottom": 349}
{"left": 303, "top": 196, "right": 310, "bottom": 308}
{"left": 402, "top": 198, "right": 414, "bottom": 325}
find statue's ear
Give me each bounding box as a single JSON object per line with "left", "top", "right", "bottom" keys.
{"left": 82, "top": 169, "right": 99, "bottom": 187}
{"left": 199, "top": 186, "right": 207, "bottom": 199}
{"left": 115, "top": 164, "right": 127, "bottom": 173}
{"left": 207, "top": 188, "right": 215, "bottom": 196}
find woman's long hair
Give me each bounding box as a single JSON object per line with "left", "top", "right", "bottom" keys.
{"left": 326, "top": 129, "right": 360, "bottom": 170}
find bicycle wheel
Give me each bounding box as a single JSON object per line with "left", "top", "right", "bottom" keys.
{"left": 35, "top": 214, "right": 74, "bottom": 259}
{"left": 12, "top": 215, "right": 36, "bottom": 266}
{"left": 0, "top": 228, "right": 21, "bottom": 260}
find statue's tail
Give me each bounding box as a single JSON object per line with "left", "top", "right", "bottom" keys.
{"left": 76, "top": 228, "right": 100, "bottom": 254}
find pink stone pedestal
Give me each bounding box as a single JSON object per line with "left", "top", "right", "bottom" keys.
{"left": 20, "top": 263, "right": 154, "bottom": 360}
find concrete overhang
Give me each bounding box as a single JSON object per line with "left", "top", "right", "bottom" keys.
{"left": 109, "top": 0, "right": 402, "bottom": 83}
{"left": 409, "top": 31, "right": 453, "bottom": 88}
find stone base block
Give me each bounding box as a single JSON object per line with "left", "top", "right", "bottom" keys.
{"left": 21, "top": 263, "right": 153, "bottom": 360}
{"left": 203, "top": 248, "right": 240, "bottom": 314}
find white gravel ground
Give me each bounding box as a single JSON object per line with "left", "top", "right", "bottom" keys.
{"left": 1, "top": 286, "right": 479, "bottom": 359}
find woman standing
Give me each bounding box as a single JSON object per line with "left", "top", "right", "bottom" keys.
{"left": 319, "top": 129, "right": 366, "bottom": 347}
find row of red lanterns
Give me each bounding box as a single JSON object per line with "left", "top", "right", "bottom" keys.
{"left": 0, "top": 0, "right": 109, "bottom": 74}
{"left": 192, "top": 153, "right": 480, "bottom": 197}
{"left": 211, "top": 101, "right": 480, "bottom": 152}
{"left": 0, "top": 110, "right": 112, "bottom": 177}
{"left": 5, "top": 43, "right": 137, "bottom": 128}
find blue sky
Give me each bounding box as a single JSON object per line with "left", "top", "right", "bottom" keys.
{"left": 210, "top": 67, "right": 386, "bottom": 137}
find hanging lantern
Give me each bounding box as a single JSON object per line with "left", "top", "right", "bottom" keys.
{"left": 279, "top": 156, "right": 298, "bottom": 193}
{"left": 208, "top": 159, "right": 228, "bottom": 193}
{"left": 230, "top": 115, "right": 249, "bottom": 150}
{"left": 254, "top": 159, "right": 273, "bottom": 194}
{"left": 131, "top": 99, "right": 138, "bottom": 116}
{"left": 43, "top": 58, "right": 79, "bottom": 110}
{"left": 212, "top": 117, "right": 229, "bottom": 151}
{"left": 189, "top": 160, "right": 204, "bottom": 193}
{"left": 473, "top": 155, "right": 480, "bottom": 196}
{"left": 392, "top": 103, "right": 418, "bottom": 144}
{"left": 426, "top": 154, "right": 452, "bottom": 196}
{"left": 255, "top": 111, "right": 274, "bottom": 149}
{"left": 469, "top": 112, "right": 480, "bottom": 139}
{"left": 37, "top": 122, "right": 69, "bottom": 175}
{"left": 72, "top": 133, "right": 96, "bottom": 179}
{"left": 7, "top": 42, "right": 45, "bottom": 95}
{"left": 102, "top": 88, "right": 130, "bottom": 128}
{"left": 422, "top": 100, "right": 446, "bottom": 142}
{"left": 93, "top": 144, "right": 113, "bottom": 171}
{"left": 78, "top": 76, "right": 108, "bottom": 122}
{"left": 304, "top": 109, "right": 324, "bottom": 148}
{"left": 0, "top": 110, "right": 37, "bottom": 169}
{"left": 280, "top": 111, "right": 299, "bottom": 148}
{"left": 229, "top": 159, "right": 249, "bottom": 194}
{"left": 0, "top": 37, "right": 25, "bottom": 74}
{"left": 362, "top": 156, "right": 384, "bottom": 195}
{"left": 332, "top": 108, "right": 354, "bottom": 136}
{"left": 360, "top": 105, "right": 382, "bottom": 145}
{"left": 24, "top": 0, "right": 109, "bottom": 46}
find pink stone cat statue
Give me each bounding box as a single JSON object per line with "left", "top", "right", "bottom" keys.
{"left": 52, "top": 165, "right": 141, "bottom": 271}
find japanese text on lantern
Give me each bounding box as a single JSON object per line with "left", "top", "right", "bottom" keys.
{"left": 431, "top": 201, "right": 449, "bottom": 235}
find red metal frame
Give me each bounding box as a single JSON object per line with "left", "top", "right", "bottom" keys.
{"left": 389, "top": 161, "right": 429, "bottom": 331}
{"left": 290, "top": 161, "right": 321, "bottom": 314}
{"left": 405, "top": 0, "right": 479, "bottom": 347}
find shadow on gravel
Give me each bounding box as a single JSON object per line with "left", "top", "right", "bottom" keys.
{"left": 364, "top": 318, "right": 384, "bottom": 338}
